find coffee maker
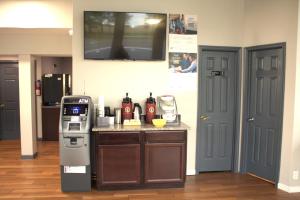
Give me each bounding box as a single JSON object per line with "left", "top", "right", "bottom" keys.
{"left": 157, "top": 95, "right": 180, "bottom": 125}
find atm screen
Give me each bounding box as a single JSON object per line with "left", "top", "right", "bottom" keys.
{"left": 63, "top": 104, "right": 88, "bottom": 116}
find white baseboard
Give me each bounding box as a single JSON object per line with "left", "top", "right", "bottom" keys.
{"left": 186, "top": 169, "right": 196, "bottom": 175}
{"left": 278, "top": 183, "right": 300, "bottom": 193}
{"left": 278, "top": 183, "right": 290, "bottom": 192}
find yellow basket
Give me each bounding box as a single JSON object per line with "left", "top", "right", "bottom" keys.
{"left": 152, "top": 119, "right": 167, "bottom": 128}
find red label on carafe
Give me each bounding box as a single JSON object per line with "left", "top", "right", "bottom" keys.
{"left": 122, "top": 103, "right": 132, "bottom": 122}
{"left": 146, "top": 104, "right": 156, "bottom": 123}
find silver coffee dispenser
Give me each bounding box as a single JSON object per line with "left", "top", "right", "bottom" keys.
{"left": 59, "top": 96, "right": 93, "bottom": 192}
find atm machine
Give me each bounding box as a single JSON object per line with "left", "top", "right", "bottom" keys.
{"left": 59, "top": 96, "right": 93, "bottom": 192}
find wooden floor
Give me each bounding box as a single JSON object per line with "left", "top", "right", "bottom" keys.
{"left": 0, "top": 140, "right": 300, "bottom": 200}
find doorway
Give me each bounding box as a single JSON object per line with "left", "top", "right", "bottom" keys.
{"left": 241, "top": 43, "right": 285, "bottom": 183}
{"left": 196, "top": 46, "right": 241, "bottom": 173}
{"left": 38, "top": 56, "right": 72, "bottom": 141}
{"left": 0, "top": 62, "right": 20, "bottom": 140}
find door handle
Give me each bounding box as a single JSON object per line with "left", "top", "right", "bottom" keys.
{"left": 0, "top": 103, "right": 4, "bottom": 108}
{"left": 200, "top": 115, "right": 209, "bottom": 121}
{"left": 248, "top": 117, "right": 255, "bottom": 122}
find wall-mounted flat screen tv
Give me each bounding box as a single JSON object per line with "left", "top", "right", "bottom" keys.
{"left": 84, "top": 11, "right": 167, "bottom": 60}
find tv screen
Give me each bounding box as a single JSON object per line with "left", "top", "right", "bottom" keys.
{"left": 84, "top": 11, "right": 167, "bottom": 60}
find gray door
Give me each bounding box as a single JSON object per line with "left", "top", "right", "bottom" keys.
{"left": 198, "top": 50, "right": 236, "bottom": 172}
{"left": 246, "top": 47, "right": 284, "bottom": 182}
{"left": 0, "top": 62, "right": 20, "bottom": 140}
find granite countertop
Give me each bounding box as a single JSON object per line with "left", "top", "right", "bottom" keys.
{"left": 92, "top": 122, "right": 189, "bottom": 132}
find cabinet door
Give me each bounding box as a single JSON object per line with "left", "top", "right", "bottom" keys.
{"left": 42, "top": 107, "right": 60, "bottom": 141}
{"left": 97, "top": 144, "right": 140, "bottom": 187}
{"left": 144, "top": 143, "right": 185, "bottom": 184}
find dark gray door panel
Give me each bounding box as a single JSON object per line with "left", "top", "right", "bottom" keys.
{"left": 0, "top": 62, "right": 20, "bottom": 140}
{"left": 198, "top": 51, "right": 236, "bottom": 172}
{"left": 246, "top": 47, "right": 284, "bottom": 182}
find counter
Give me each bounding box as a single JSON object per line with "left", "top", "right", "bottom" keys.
{"left": 92, "top": 122, "right": 189, "bottom": 132}
{"left": 91, "top": 122, "right": 188, "bottom": 190}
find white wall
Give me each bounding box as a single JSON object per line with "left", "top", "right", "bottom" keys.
{"left": 0, "top": 28, "right": 72, "bottom": 56}
{"left": 243, "top": 0, "right": 299, "bottom": 188}
{"left": 19, "top": 54, "right": 37, "bottom": 156}
{"left": 0, "top": 0, "right": 73, "bottom": 155}
{"left": 0, "top": 29, "right": 72, "bottom": 139}
{"left": 73, "top": 0, "right": 245, "bottom": 174}
{"left": 0, "top": 55, "right": 18, "bottom": 60}
{"left": 0, "top": 0, "right": 72, "bottom": 56}
{"left": 0, "top": 0, "right": 72, "bottom": 28}
{"left": 292, "top": 0, "right": 300, "bottom": 188}
{"left": 35, "top": 56, "right": 43, "bottom": 139}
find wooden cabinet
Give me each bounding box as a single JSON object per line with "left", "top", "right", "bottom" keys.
{"left": 97, "top": 144, "right": 140, "bottom": 186}
{"left": 42, "top": 106, "right": 60, "bottom": 141}
{"left": 95, "top": 131, "right": 141, "bottom": 189}
{"left": 144, "top": 130, "right": 186, "bottom": 184}
{"left": 144, "top": 143, "right": 185, "bottom": 184}
{"left": 93, "top": 129, "right": 187, "bottom": 190}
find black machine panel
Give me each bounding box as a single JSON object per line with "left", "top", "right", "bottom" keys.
{"left": 63, "top": 104, "right": 88, "bottom": 116}
{"left": 63, "top": 97, "right": 90, "bottom": 104}
{"left": 42, "top": 74, "right": 71, "bottom": 106}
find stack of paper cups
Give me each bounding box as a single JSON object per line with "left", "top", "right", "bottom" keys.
{"left": 98, "top": 96, "right": 105, "bottom": 117}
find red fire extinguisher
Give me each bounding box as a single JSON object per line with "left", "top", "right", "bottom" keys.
{"left": 145, "top": 92, "right": 156, "bottom": 124}
{"left": 35, "top": 80, "right": 41, "bottom": 96}
{"left": 121, "top": 93, "right": 133, "bottom": 122}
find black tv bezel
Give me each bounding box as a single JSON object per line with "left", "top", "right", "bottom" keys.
{"left": 83, "top": 11, "right": 167, "bottom": 61}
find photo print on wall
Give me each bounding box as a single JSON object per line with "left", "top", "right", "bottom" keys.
{"left": 167, "top": 14, "right": 198, "bottom": 92}
{"left": 169, "top": 14, "right": 198, "bottom": 74}
{"left": 169, "top": 14, "right": 197, "bottom": 35}
{"left": 169, "top": 52, "right": 197, "bottom": 73}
